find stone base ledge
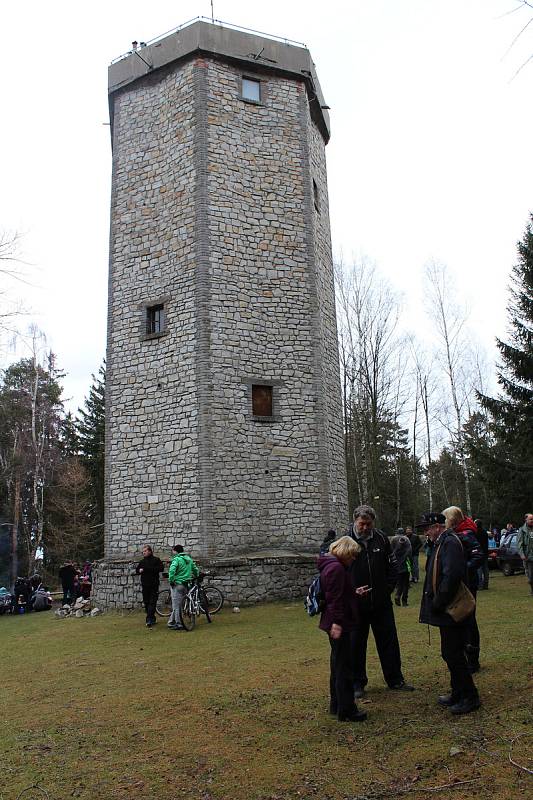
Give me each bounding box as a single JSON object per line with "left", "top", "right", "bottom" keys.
{"left": 92, "top": 551, "right": 318, "bottom": 609}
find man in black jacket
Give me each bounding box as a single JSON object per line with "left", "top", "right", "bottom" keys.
{"left": 135, "top": 545, "right": 164, "bottom": 627}
{"left": 348, "top": 505, "right": 414, "bottom": 697}
{"left": 58, "top": 561, "right": 78, "bottom": 606}
{"left": 418, "top": 512, "right": 480, "bottom": 715}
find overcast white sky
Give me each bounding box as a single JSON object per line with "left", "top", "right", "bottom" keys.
{"left": 1, "top": 0, "right": 532, "bottom": 411}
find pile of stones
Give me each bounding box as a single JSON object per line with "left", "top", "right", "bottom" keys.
{"left": 55, "top": 596, "right": 103, "bottom": 619}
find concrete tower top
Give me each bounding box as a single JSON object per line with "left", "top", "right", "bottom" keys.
{"left": 108, "top": 18, "right": 330, "bottom": 142}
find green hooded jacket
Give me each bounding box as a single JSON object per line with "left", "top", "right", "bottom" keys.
{"left": 168, "top": 553, "right": 199, "bottom": 585}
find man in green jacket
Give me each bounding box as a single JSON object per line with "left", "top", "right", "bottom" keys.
{"left": 517, "top": 513, "right": 533, "bottom": 595}
{"left": 167, "top": 544, "right": 199, "bottom": 630}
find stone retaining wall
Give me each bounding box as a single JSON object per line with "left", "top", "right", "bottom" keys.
{"left": 92, "top": 552, "right": 316, "bottom": 609}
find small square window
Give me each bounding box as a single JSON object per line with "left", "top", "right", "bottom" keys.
{"left": 146, "top": 303, "right": 165, "bottom": 336}
{"left": 242, "top": 77, "right": 261, "bottom": 103}
{"left": 252, "top": 384, "right": 273, "bottom": 417}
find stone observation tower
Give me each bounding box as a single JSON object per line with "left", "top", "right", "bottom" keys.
{"left": 95, "top": 18, "right": 348, "bottom": 607}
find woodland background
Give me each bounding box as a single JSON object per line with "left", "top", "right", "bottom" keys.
{"left": 0, "top": 213, "right": 531, "bottom": 585}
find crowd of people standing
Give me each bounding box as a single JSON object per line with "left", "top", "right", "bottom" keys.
{"left": 317, "top": 505, "right": 533, "bottom": 724}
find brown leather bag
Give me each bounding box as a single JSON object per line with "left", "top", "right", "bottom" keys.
{"left": 432, "top": 534, "right": 476, "bottom": 623}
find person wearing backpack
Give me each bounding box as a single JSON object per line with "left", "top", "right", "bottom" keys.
{"left": 318, "top": 535, "right": 369, "bottom": 723}
{"left": 167, "top": 544, "right": 199, "bottom": 631}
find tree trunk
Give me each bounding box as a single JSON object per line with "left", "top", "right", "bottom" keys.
{"left": 422, "top": 381, "right": 433, "bottom": 510}
{"left": 10, "top": 476, "right": 20, "bottom": 586}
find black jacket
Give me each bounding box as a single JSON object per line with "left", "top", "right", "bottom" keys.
{"left": 474, "top": 526, "right": 489, "bottom": 557}
{"left": 135, "top": 555, "right": 164, "bottom": 589}
{"left": 419, "top": 530, "right": 466, "bottom": 627}
{"left": 454, "top": 528, "right": 484, "bottom": 591}
{"left": 348, "top": 526, "right": 398, "bottom": 611}
{"left": 58, "top": 564, "right": 78, "bottom": 589}
{"left": 407, "top": 532, "right": 422, "bottom": 557}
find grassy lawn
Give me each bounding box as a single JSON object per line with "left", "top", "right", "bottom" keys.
{"left": 1, "top": 570, "right": 532, "bottom": 800}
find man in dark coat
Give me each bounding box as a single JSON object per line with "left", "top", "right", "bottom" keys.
{"left": 445, "top": 508, "right": 484, "bottom": 673}
{"left": 58, "top": 561, "right": 78, "bottom": 606}
{"left": 135, "top": 545, "right": 164, "bottom": 627}
{"left": 348, "top": 505, "right": 414, "bottom": 697}
{"left": 418, "top": 512, "right": 480, "bottom": 715}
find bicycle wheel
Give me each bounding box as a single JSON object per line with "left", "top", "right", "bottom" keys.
{"left": 199, "top": 589, "right": 212, "bottom": 623}
{"left": 155, "top": 589, "right": 172, "bottom": 617}
{"left": 202, "top": 585, "right": 224, "bottom": 614}
{"left": 179, "top": 595, "right": 196, "bottom": 631}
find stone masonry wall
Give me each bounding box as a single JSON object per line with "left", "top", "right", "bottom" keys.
{"left": 105, "top": 44, "right": 348, "bottom": 603}
{"left": 106, "top": 61, "right": 203, "bottom": 556}
{"left": 307, "top": 103, "right": 349, "bottom": 529}
{"left": 200, "top": 58, "right": 347, "bottom": 555}
{"left": 92, "top": 554, "right": 317, "bottom": 609}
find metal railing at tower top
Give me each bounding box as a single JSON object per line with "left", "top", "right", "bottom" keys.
{"left": 110, "top": 16, "right": 308, "bottom": 64}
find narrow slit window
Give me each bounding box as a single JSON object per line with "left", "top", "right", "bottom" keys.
{"left": 252, "top": 384, "right": 273, "bottom": 417}
{"left": 313, "top": 179, "right": 320, "bottom": 212}
{"left": 242, "top": 77, "right": 261, "bottom": 103}
{"left": 146, "top": 303, "right": 165, "bottom": 335}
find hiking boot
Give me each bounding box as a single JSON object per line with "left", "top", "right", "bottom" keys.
{"left": 353, "top": 684, "right": 365, "bottom": 699}
{"left": 438, "top": 693, "right": 459, "bottom": 707}
{"left": 449, "top": 695, "right": 481, "bottom": 715}
{"left": 389, "top": 681, "right": 415, "bottom": 692}
{"left": 338, "top": 709, "right": 367, "bottom": 722}
{"left": 402, "top": 600, "right": 408, "bottom": 606}
{"left": 394, "top": 597, "right": 401, "bottom": 606}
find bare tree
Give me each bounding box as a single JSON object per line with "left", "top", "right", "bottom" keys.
{"left": 46, "top": 457, "right": 96, "bottom": 565}
{"left": 0, "top": 231, "right": 29, "bottom": 356}
{"left": 500, "top": 0, "right": 533, "bottom": 80}
{"left": 424, "top": 261, "right": 476, "bottom": 515}
{"left": 336, "top": 257, "right": 408, "bottom": 517}
{"left": 0, "top": 328, "right": 64, "bottom": 577}
{"left": 409, "top": 340, "right": 440, "bottom": 512}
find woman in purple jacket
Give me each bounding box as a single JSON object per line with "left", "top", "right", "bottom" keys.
{"left": 318, "top": 536, "right": 370, "bottom": 722}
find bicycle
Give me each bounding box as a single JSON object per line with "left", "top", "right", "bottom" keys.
{"left": 179, "top": 577, "right": 214, "bottom": 631}
{"left": 155, "top": 572, "right": 224, "bottom": 619}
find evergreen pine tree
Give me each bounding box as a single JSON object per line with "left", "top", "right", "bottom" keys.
{"left": 476, "top": 214, "right": 533, "bottom": 519}
{"left": 77, "top": 361, "right": 105, "bottom": 539}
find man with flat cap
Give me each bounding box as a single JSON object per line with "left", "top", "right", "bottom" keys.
{"left": 417, "top": 511, "right": 481, "bottom": 715}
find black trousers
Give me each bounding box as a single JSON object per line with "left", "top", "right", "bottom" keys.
{"left": 142, "top": 585, "right": 158, "bottom": 623}
{"left": 395, "top": 573, "right": 410, "bottom": 604}
{"left": 329, "top": 632, "right": 357, "bottom": 718}
{"left": 439, "top": 625, "right": 478, "bottom": 700}
{"left": 350, "top": 602, "right": 404, "bottom": 688}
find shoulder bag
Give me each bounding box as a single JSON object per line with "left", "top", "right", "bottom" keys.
{"left": 432, "top": 535, "right": 476, "bottom": 623}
